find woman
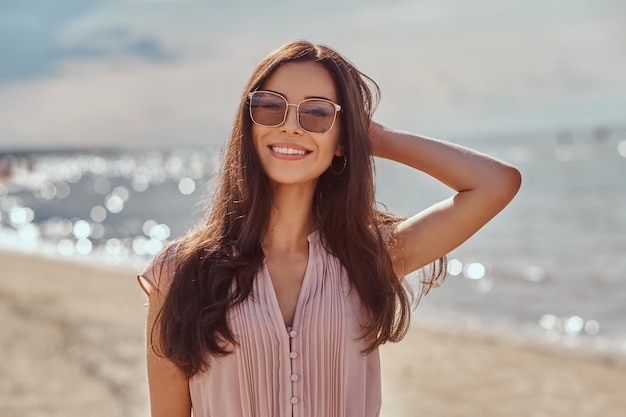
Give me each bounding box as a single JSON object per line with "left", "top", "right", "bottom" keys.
{"left": 138, "top": 40, "right": 521, "bottom": 417}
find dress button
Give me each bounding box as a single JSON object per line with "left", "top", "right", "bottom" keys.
{"left": 289, "top": 330, "right": 298, "bottom": 338}
{"left": 289, "top": 351, "right": 298, "bottom": 359}
{"left": 290, "top": 373, "right": 299, "bottom": 382}
{"left": 290, "top": 396, "right": 299, "bottom": 405}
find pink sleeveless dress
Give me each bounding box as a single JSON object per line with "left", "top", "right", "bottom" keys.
{"left": 138, "top": 230, "right": 382, "bottom": 417}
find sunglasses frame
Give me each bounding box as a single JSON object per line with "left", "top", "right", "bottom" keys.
{"left": 247, "top": 90, "right": 342, "bottom": 134}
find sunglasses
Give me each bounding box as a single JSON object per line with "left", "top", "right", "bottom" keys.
{"left": 248, "top": 90, "right": 342, "bottom": 134}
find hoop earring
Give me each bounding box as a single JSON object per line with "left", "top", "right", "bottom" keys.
{"left": 330, "top": 155, "right": 347, "bottom": 175}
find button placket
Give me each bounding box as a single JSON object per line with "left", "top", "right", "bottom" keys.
{"left": 288, "top": 328, "right": 300, "bottom": 410}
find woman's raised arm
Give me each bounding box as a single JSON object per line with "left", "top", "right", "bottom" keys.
{"left": 370, "top": 121, "right": 521, "bottom": 277}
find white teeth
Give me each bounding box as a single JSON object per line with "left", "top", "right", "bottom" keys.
{"left": 271, "top": 146, "right": 307, "bottom": 155}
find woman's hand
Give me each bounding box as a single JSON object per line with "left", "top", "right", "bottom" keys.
{"left": 369, "top": 121, "right": 521, "bottom": 277}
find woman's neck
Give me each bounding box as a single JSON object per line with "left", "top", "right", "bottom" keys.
{"left": 264, "top": 183, "right": 316, "bottom": 253}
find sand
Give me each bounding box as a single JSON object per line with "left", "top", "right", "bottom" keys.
{"left": 1, "top": 249, "right": 625, "bottom": 417}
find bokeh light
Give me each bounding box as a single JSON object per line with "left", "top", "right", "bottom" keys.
{"left": 90, "top": 206, "right": 107, "bottom": 223}
{"left": 464, "top": 262, "right": 486, "bottom": 280}
{"left": 105, "top": 194, "right": 124, "bottom": 213}
{"left": 178, "top": 177, "right": 196, "bottom": 195}
{"left": 10, "top": 207, "right": 34, "bottom": 226}
{"left": 73, "top": 220, "right": 92, "bottom": 239}
{"left": 565, "top": 316, "right": 584, "bottom": 334}
{"left": 76, "top": 238, "right": 93, "bottom": 255}
{"left": 448, "top": 258, "right": 463, "bottom": 276}
{"left": 584, "top": 320, "right": 600, "bottom": 336}
{"left": 55, "top": 182, "right": 71, "bottom": 199}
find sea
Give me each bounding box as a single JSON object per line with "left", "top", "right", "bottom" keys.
{"left": 1, "top": 125, "right": 625, "bottom": 364}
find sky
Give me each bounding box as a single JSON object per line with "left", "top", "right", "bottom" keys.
{"left": 0, "top": 0, "right": 624, "bottom": 151}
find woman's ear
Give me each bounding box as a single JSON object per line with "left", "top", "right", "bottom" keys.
{"left": 334, "top": 144, "right": 344, "bottom": 157}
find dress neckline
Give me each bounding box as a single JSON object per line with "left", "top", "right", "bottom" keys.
{"left": 262, "top": 233, "right": 316, "bottom": 331}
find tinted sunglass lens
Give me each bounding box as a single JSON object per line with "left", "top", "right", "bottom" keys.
{"left": 299, "top": 100, "right": 336, "bottom": 133}
{"left": 250, "top": 93, "right": 286, "bottom": 126}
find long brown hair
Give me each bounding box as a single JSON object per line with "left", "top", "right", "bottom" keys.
{"left": 154, "top": 40, "right": 446, "bottom": 378}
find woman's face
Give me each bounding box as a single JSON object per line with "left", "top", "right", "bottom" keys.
{"left": 251, "top": 61, "right": 342, "bottom": 189}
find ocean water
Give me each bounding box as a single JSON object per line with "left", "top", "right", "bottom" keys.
{"left": 1, "top": 126, "right": 625, "bottom": 361}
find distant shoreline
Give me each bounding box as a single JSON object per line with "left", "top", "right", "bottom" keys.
{"left": 3, "top": 244, "right": 625, "bottom": 369}
{"left": 2, "top": 123, "right": 626, "bottom": 156}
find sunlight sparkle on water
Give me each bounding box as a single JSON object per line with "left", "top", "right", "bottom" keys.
{"left": 0, "top": 149, "right": 222, "bottom": 264}
{"left": 132, "top": 173, "right": 150, "bottom": 192}
{"left": 132, "top": 236, "right": 149, "bottom": 256}
{"left": 178, "top": 177, "right": 196, "bottom": 195}
{"left": 63, "top": 164, "right": 82, "bottom": 183}
{"left": 90, "top": 206, "right": 107, "bottom": 223}
{"left": 55, "top": 181, "right": 70, "bottom": 199}
{"left": 90, "top": 223, "right": 105, "bottom": 239}
{"left": 105, "top": 194, "right": 125, "bottom": 213}
{"left": 112, "top": 186, "right": 130, "bottom": 202}
{"left": 58, "top": 219, "right": 73, "bottom": 236}
{"left": 585, "top": 320, "right": 600, "bottom": 335}
{"left": 166, "top": 155, "right": 184, "bottom": 177}
{"left": 73, "top": 220, "right": 92, "bottom": 239}
{"left": 565, "top": 315, "right": 584, "bottom": 333}
{"left": 539, "top": 314, "right": 558, "bottom": 331}
{"left": 464, "top": 262, "right": 486, "bottom": 280}
{"left": 143, "top": 220, "right": 157, "bottom": 236}
{"left": 39, "top": 183, "right": 57, "bottom": 200}
{"left": 10, "top": 207, "right": 34, "bottom": 226}
{"left": 104, "top": 238, "right": 129, "bottom": 258}
{"left": 89, "top": 157, "right": 107, "bottom": 174}
{"left": 149, "top": 224, "right": 171, "bottom": 241}
{"left": 448, "top": 258, "right": 463, "bottom": 276}
{"left": 539, "top": 314, "right": 601, "bottom": 336}
{"left": 76, "top": 238, "right": 93, "bottom": 255}
{"left": 1, "top": 197, "right": 16, "bottom": 212}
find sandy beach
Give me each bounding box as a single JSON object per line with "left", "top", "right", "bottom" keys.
{"left": 1, "top": 249, "right": 625, "bottom": 417}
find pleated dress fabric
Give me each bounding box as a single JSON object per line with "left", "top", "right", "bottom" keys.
{"left": 138, "top": 230, "right": 382, "bottom": 417}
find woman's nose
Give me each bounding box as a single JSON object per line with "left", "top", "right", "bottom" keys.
{"left": 281, "top": 104, "right": 302, "bottom": 133}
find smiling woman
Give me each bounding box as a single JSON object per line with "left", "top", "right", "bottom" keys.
{"left": 251, "top": 61, "right": 344, "bottom": 188}
{"left": 136, "top": 40, "right": 520, "bottom": 417}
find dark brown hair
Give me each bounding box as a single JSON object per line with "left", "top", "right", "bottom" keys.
{"left": 154, "top": 40, "right": 446, "bottom": 378}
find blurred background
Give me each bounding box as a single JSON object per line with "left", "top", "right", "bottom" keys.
{"left": 1, "top": 0, "right": 625, "bottom": 149}
{"left": 1, "top": 0, "right": 625, "bottom": 415}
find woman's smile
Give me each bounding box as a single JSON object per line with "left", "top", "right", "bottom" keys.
{"left": 269, "top": 144, "right": 312, "bottom": 159}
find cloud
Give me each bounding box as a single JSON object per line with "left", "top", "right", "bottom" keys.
{"left": 0, "top": 1, "right": 176, "bottom": 83}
